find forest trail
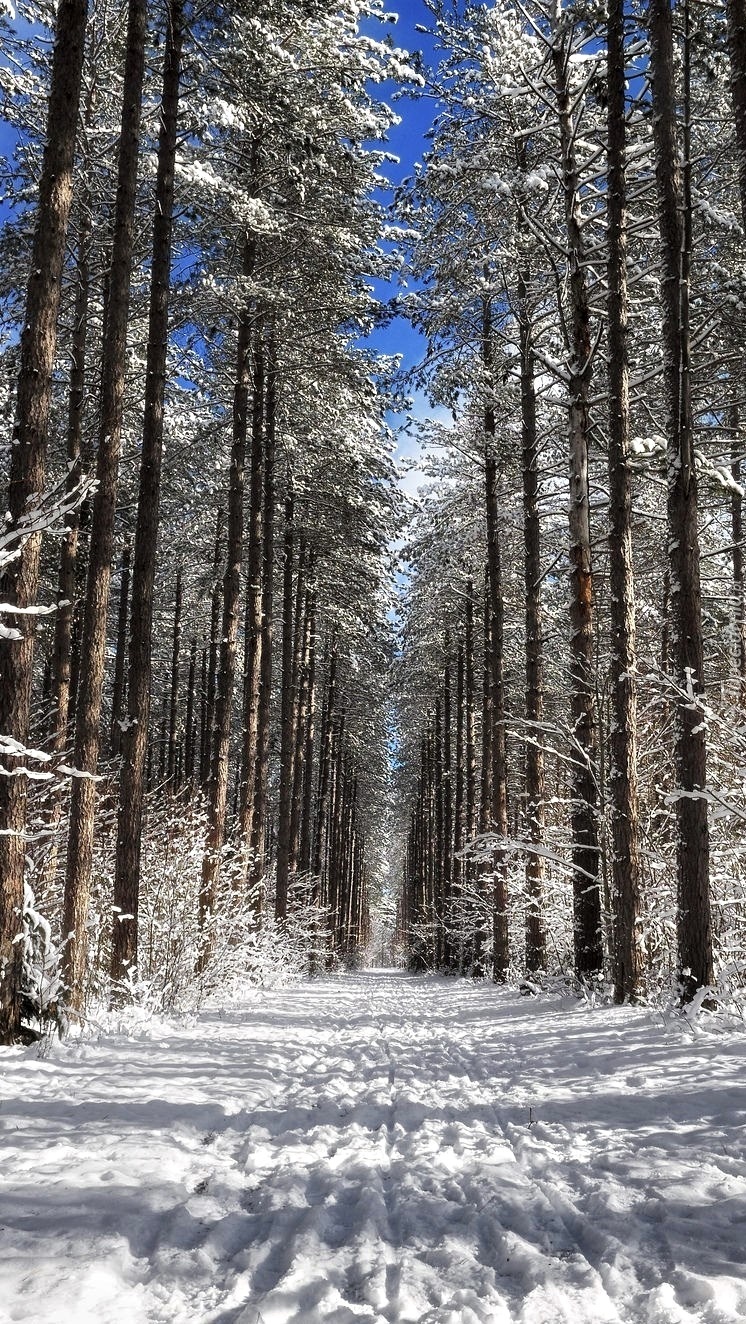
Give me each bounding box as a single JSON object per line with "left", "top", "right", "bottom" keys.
{"left": 1, "top": 973, "right": 746, "bottom": 1324}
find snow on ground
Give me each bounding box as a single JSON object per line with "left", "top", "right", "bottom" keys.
{"left": 1, "top": 972, "right": 746, "bottom": 1324}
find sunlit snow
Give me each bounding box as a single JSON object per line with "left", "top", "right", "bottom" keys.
{"left": 1, "top": 972, "right": 745, "bottom": 1323}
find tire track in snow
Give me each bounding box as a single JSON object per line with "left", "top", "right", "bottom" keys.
{"left": 244, "top": 976, "right": 746, "bottom": 1324}
{"left": 9, "top": 973, "right": 739, "bottom": 1324}
{"left": 439, "top": 1031, "right": 626, "bottom": 1323}
{"left": 358, "top": 978, "right": 623, "bottom": 1324}
{"left": 463, "top": 1022, "right": 713, "bottom": 1324}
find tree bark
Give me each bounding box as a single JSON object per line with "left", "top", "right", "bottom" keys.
{"left": 198, "top": 239, "right": 251, "bottom": 967}
{"left": 202, "top": 508, "right": 224, "bottom": 787}
{"left": 275, "top": 494, "right": 296, "bottom": 921}
{"left": 249, "top": 336, "right": 276, "bottom": 900}
{"left": 298, "top": 598, "right": 318, "bottom": 876}
{"left": 726, "top": 0, "right": 746, "bottom": 228}
{"left": 49, "top": 197, "right": 93, "bottom": 756}
{"left": 648, "top": 0, "right": 713, "bottom": 997}
{"left": 519, "top": 287, "right": 547, "bottom": 976}
{"left": 107, "top": 0, "right": 184, "bottom": 988}
{"left": 464, "top": 580, "right": 478, "bottom": 971}
{"left": 481, "top": 300, "right": 510, "bottom": 978}
{"left": 551, "top": 5, "right": 603, "bottom": 978}
{"left": 607, "top": 0, "right": 645, "bottom": 1003}
{"left": 185, "top": 637, "right": 198, "bottom": 787}
{"left": 0, "top": 0, "right": 88, "bottom": 1043}
{"left": 167, "top": 567, "right": 183, "bottom": 784}
{"left": 109, "top": 543, "right": 131, "bottom": 756}
{"left": 442, "top": 646, "right": 456, "bottom": 969}
{"left": 291, "top": 582, "right": 316, "bottom": 877}
{"left": 38, "top": 199, "right": 95, "bottom": 902}
{"left": 62, "top": 0, "right": 147, "bottom": 1011}
{"left": 238, "top": 333, "right": 265, "bottom": 882}
{"left": 312, "top": 637, "right": 337, "bottom": 891}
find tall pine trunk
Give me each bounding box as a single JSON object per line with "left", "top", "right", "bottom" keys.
{"left": 49, "top": 195, "right": 93, "bottom": 756}
{"left": 38, "top": 198, "right": 95, "bottom": 902}
{"left": 726, "top": 0, "right": 746, "bottom": 228}
{"left": 275, "top": 494, "right": 296, "bottom": 920}
{"left": 167, "top": 568, "right": 183, "bottom": 784}
{"left": 62, "top": 0, "right": 147, "bottom": 1011}
{"left": 249, "top": 338, "right": 276, "bottom": 899}
{"left": 202, "top": 510, "right": 224, "bottom": 787}
{"left": 519, "top": 287, "right": 547, "bottom": 976}
{"left": 551, "top": 3, "right": 603, "bottom": 978}
{"left": 109, "top": 544, "right": 131, "bottom": 756}
{"left": 238, "top": 333, "right": 265, "bottom": 883}
{"left": 607, "top": 0, "right": 644, "bottom": 1002}
{"left": 482, "top": 300, "right": 510, "bottom": 979}
{"left": 108, "top": 0, "right": 183, "bottom": 988}
{"left": 0, "top": 0, "right": 88, "bottom": 1042}
{"left": 648, "top": 0, "right": 713, "bottom": 997}
{"left": 198, "top": 241, "right": 251, "bottom": 965}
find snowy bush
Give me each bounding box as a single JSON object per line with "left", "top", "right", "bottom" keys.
{"left": 19, "top": 883, "right": 64, "bottom": 1034}
{"left": 75, "top": 786, "right": 331, "bottom": 1013}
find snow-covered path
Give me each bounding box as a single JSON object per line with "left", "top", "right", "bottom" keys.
{"left": 2, "top": 973, "right": 746, "bottom": 1324}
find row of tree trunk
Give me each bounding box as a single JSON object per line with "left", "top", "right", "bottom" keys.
{"left": 0, "top": 0, "right": 377, "bottom": 1041}
{"left": 399, "top": 0, "right": 729, "bottom": 1002}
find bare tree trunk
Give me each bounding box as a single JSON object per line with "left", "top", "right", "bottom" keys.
{"left": 434, "top": 697, "right": 445, "bottom": 966}
{"left": 287, "top": 545, "right": 309, "bottom": 877}
{"left": 326, "top": 713, "right": 346, "bottom": 958}
{"left": 464, "top": 582, "right": 477, "bottom": 840}
{"left": 454, "top": 639, "right": 465, "bottom": 967}
{"left": 551, "top": 6, "right": 603, "bottom": 978}
{"left": 726, "top": 0, "right": 746, "bottom": 228}
{"left": 167, "top": 567, "right": 183, "bottom": 784}
{"left": 275, "top": 494, "right": 296, "bottom": 920}
{"left": 442, "top": 646, "right": 456, "bottom": 970}
{"left": 107, "top": 0, "right": 184, "bottom": 989}
{"left": 648, "top": 0, "right": 713, "bottom": 997}
{"left": 291, "top": 582, "right": 316, "bottom": 876}
{"left": 312, "top": 638, "right": 337, "bottom": 891}
{"left": 158, "top": 699, "right": 168, "bottom": 784}
{"left": 482, "top": 299, "right": 510, "bottom": 980}
{"left": 110, "top": 545, "right": 131, "bottom": 757}
{"left": 480, "top": 568, "right": 493, "bottom": 835}
{"left": 607, "top": 0, "right": 644, "bottom": 1003}
{"left": 38, "top": 200, "right": 95, "bottom": 901}
{"left": 519, "top": 288, "right": 547, "bottom": 976}
{"left": 464, "top": 580, "right": 478, "bottom": 971}
{"left": 249, "top": 338, "right": 276, "bottom": 899}
{"left": 0, "top": 0, "right": 88, "bottom": 1043}
{"left": 238, "top": 333, "right": 265, "bottom": 881}
{"left": 62, "top": 0, "right": 147, "bottom": 1010}
{"left": 298, "top": 597, "right": 318, "bottom": 876}
{"left": 185, "top": 637, "right": 197, "bottom": 787}
{"left": 50, "top": 197, "right": 93, "bottom": 754}
{"left": 199, "top": 645, "right": 208, "bottom": 784}
{"left": 202, "top": 509, "right": 224, "bottom": 787}
{"left": 198, "top": 242, "right": 251, "bottom": 965}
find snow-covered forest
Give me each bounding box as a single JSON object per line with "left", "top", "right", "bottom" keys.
{"left": 2, "top": 0, "right": 746, "bottom": 1313}
{"left": 2, "top": 0, "right": 746, "bottom": 1029}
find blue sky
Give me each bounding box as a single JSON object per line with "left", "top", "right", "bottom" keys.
{"left": 365, "top": 0, "right": 439, "bottom": 378}
{"left": 360, "top": 0, "right": 451, "bottom": 494}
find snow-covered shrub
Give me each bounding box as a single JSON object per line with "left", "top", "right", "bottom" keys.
{"left": 19, "top": 882, "right": 64, "bottom": 1034}
{"left": 79, "top": 786, "right": 329, "bottom": 1013}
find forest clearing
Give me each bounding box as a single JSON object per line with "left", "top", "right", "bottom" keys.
{"left": 3, "top": 971, "right": 746, "bottom": 1324}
